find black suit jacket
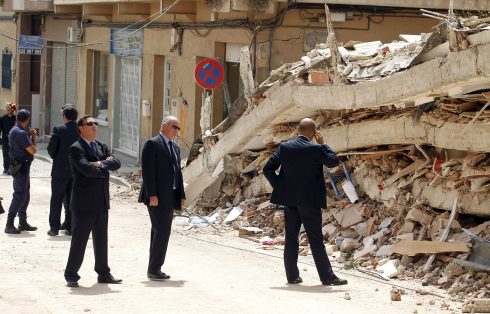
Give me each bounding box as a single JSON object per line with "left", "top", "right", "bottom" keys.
{"left": 47, "top": 120, "right": 79, "bottom": 178}
{"left": 263, "top": 136, "right": 339, "bottom": 209}
{"left": 138, "top": 135, "right": 185, "bottom": 209}
{"left": 69, "top": 139, "right": 121, "bottom": 212}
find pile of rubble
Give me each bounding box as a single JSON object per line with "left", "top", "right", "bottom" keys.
{"left": 182, "top": 142, "right": 490, "bottom": 300}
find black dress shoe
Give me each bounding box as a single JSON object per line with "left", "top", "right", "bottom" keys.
{"left": 147, "top": 271, "right": 171, "bottom": 281}
{"left": 47, "top": 229, "right": 59, "bottom": 236}
{"left": 322, "top": 276, "right": 348, "bottom": 286}
{"left": 66, "top": 279, "right": 79, "bottom": 288}
{"left": 97, "top": 274, "right": 122, "bottom": 284}
{"left": 287, "top": 277, "right": 303, "bottom": 284}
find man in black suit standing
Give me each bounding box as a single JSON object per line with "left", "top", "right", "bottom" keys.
{"left": 139, "top": 116, "right": 185, "bottom": 281}
{"left": 47, "top": 105, "right": 79, "bottom": 236}
{"left": 263, "top": 118, "right": 347, "bottom": 286}
{"left": 64, "top": 115, "right": 122, "bottom": 288}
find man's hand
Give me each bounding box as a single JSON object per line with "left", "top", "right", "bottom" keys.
{"left": 150, "top": 196, "right": 158, "bottom": 207}
{"left": 181, "top": 198, "right": 186, "bottom": 208}
{"left": 29, "top": 128, "right": 37, "bottom": 137}
{"left": 106, "top": 156, "right": 114, "bottom": 161}
{"left": 314, "top": 131, "right": 324, "bottom": 144}
{"left": 91, "top": 161, "right": 103, "bottom": 168}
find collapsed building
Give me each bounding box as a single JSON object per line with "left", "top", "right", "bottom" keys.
{"left": 180, "top": 11, "right": 490, "bottom": 300}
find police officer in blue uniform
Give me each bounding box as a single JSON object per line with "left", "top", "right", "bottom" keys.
{"left": 5, "top": 109, "right": 38, "bottom": 234}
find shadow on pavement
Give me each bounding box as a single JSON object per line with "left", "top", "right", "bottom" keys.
{"left": 7, "top": 233, "right": 35, "bottom": 238}
{"left": 141, "top": 280, "right": 186, "bottom": 288}
{"left": 69, "top": 284, "right": 122, "bottom": 295}
{"left": 270, "top": 284, "right": 348, "bottom": 294}
{"left": 47, "top": 236, "right": 71, "bottom": 242}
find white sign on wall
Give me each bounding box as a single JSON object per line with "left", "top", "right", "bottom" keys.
{"left": 110, "top": 29, "right": 144, "bottom": 57}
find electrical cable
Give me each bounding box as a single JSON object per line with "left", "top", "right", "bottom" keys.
{"left": 178, "top": 231, "right": 447, "bottom": 299}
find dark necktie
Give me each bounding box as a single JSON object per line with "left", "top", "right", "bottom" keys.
{"left": 168, "top": 141, "right": 177, "bottom": 164}
{"left": 90, "top": 142, "right": 97, "bottom": 155}
{"left": 168, "top": 141, "right": 178, "bottom": 189}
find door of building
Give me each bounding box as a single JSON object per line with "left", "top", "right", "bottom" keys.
{"left": 50, "top": 42, "right": 78, "bottom": 130}
{"left": 117, "top": 57, "right": 141, "bottom": 156}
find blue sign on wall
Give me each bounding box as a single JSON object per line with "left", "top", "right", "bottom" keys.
{"left": 110, "top": 29, "right": 144, "bottom": 57}
{"left": 18, "top": 35, "right": 43, "bottom": 55}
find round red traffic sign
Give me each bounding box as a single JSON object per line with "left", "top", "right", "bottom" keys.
{"left": 194, "top": 58, "right": 224, "bottom": 89}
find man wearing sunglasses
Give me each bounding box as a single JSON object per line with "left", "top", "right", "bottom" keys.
{"left": 139, "top": 116, "right": 185, "bottom": 281}
{"left": 64, "top": 115, "right": 122, "bottom": 288}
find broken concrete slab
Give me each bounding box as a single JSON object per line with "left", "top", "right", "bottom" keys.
{"left": 239, "top": 226, "right": 263, "bottom": 236}
{"left": 332, "top": 203, "right": 365, "bottom": 228}
{"left": 354, "top": 244, "right": 377, "bottom": 260}
{"left": 390, "top": 240, "right": 469, "bottom": 256}
{"left": 376, "top": 245, "right": 393, "bottom": 257}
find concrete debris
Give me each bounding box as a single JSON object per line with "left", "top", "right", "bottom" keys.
{"left": 178, "top": 12, "right": 490, "bottom": 301}
{"left": 462, "top": 299, "right": 490, "bottom": 313}
{"left": 390, "top": 287, "right": 402, "bottom": 301}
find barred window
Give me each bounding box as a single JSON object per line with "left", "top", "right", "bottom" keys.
{"left": 1, "top": 52, "right": 12, "bottom": 89}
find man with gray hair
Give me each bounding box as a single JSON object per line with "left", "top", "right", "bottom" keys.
{"left": 139, "top": 116, "right": 185, "bottom": 281}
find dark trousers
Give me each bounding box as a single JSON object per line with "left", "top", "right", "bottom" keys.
{"left": 284, "top": 205, "right": 334, "bottom": 283}
{"left": 8, "top": 168, "right": 30, "bottom": 218}
{"left": 147, "top": 205, "right": 174, "bottom": 274}
{"left": 64, "top": 210, "right": 110, "bottom": 281}
{"left": 49, "top": 177, "right": 73, "bottom": 230}
{"left": 2, "top": 143, "right": 9, "bottom": 172}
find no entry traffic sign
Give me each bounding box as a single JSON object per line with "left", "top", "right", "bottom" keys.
{"left": 194, "top": 58, "right": 224, "bottom": 89}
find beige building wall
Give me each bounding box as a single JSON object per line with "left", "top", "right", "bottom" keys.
{"left": 0, "top": 11, "right": 17, "bottom": 113}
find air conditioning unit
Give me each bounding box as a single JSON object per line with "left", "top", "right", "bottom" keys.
{"left": 67, "top": 27, "right": 81, "bottom": 43}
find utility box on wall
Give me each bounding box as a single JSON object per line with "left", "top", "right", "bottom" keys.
{"left": 142, "top": 100, "right": 151, "bottom": 117}
{"left": 67, "top": 27, "right": 81, "bottom": 43}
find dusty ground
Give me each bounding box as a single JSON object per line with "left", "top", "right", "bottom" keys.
{"left": 0, "top": 157, "right": 461, "bottom": 314}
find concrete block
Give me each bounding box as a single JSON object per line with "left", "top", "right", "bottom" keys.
{"left": 378, "top": 260, "right": 399, "bottom": 278}
{"left": 405, "top": 207, "right": 433, "bottom": 226}
{"left": 340, "top": 238, "right": 359, "bottom": 253}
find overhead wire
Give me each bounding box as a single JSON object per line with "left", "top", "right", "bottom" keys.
{"left": 0, "top": 0, "right": 182, "bottom": 50}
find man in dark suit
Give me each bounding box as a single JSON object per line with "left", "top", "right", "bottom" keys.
{"left": 263, "top": 118, "right": 347, "bottom": 286}
{"left": 139, "top": 116, "right": 185, "bottom": 281}
{"left": 0, "top": 102, "right": 16, "bottom": 175}
{"left": 64, "top": 115, "right": 122, "bottom": 288}
{"left": 47, "top": 105, "right": 79, "bottom": 236}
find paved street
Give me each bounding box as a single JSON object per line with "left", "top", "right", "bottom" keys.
{"left": 0, "top": 157, "right": 457, "bottom": 313}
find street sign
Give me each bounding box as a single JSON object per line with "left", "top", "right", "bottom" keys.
{"left": 18, "top": 35, "right": 43, "bottom": 55}
{"left": 194, "top": 58, "right": 224, "bottom": 89}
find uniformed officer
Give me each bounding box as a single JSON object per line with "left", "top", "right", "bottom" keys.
{"left": 5, "top": 109, "right": 38, "bottom": 234}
